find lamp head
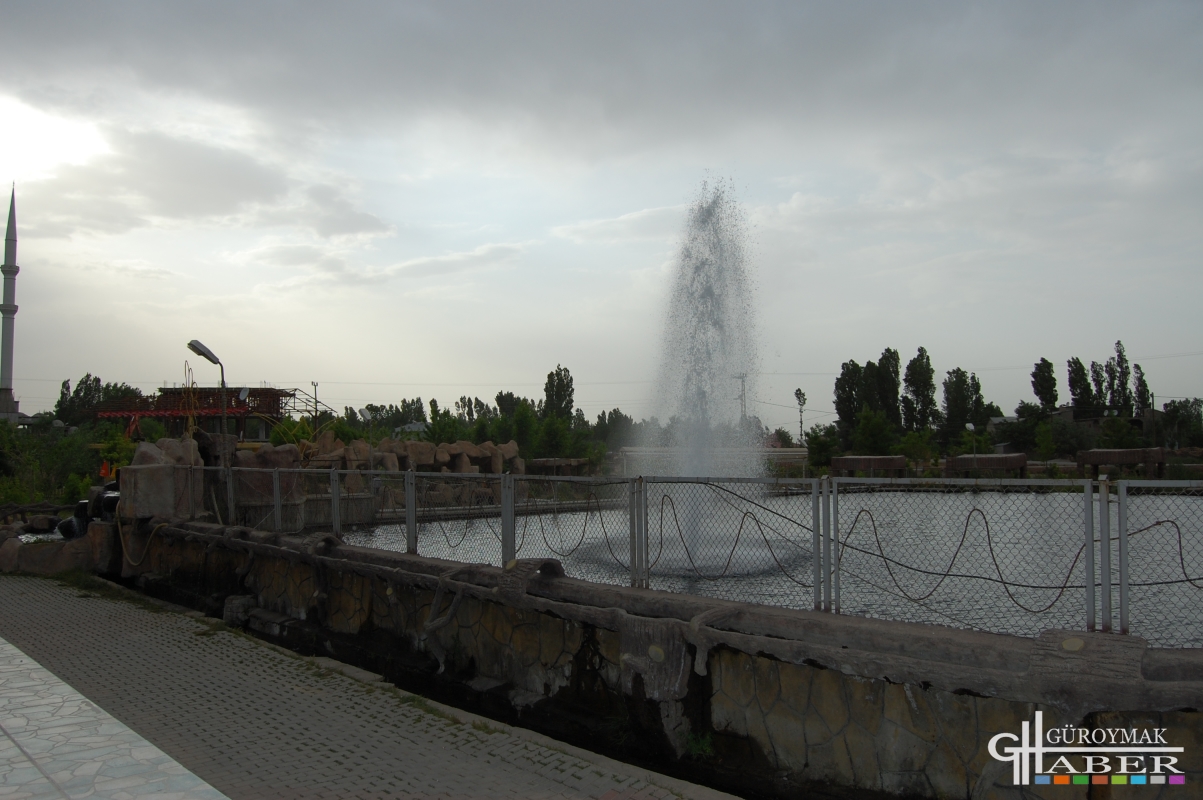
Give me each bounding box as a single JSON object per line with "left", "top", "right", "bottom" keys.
{"left": 187, "top": 339, "right": 221, "bottom": 366}
{"left": 965, "top": 423, "right": 975, "bottom": 432}
{"left": 358, "top": 407, "right": 372, "bottom": 422}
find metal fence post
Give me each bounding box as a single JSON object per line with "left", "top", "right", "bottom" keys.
{"left": 405, "top": 470, "right": 417, "bottom": 554}
{"left": 272, "top": 469, "right": 282, "bottom": 532}
{"left": 1084, "top": 480, "right": 1096, "bottom": 632}
{"left": 638, "top": 478, "right": 649, "bottom": 588}
{"left": 832, "top": 478, "right": 841, "bottom": 614}
{"left": 330, "top": 468, "right": 341, "bottom": 536}
{"left": 1118, "top": 480, "right": 1129, "bottom": 635}
{"left": 225, "top": 466, "right": 236, "bottom": 527}
{"left": 821, "top": 477, "right": 832, "bottom": 612}
{"left": 812, "top": 479, "right": 821, "bottom": 611}
{"left": 628, "top": 478, "right": 639, "bottom": 587}
{"left": 1099, "top": 479, "right": 1112, "bottom": 633}
{"left": 501, "top": 474, "right": 516, "bottom": 565}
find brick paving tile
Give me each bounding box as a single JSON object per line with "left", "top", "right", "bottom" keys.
{"left": 0, "top": 576, "right": 733, "bottom": 800}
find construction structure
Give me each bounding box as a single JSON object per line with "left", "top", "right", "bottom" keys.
{"left": 95, "top": 387, "right": 303, "bottom": 441}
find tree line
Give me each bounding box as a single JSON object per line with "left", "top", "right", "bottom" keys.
{"left": 807, "top": 340, "right": 1199, "bottom": 466}
{"left": 10, "top": 344, "right": 1203, "bottom": 507}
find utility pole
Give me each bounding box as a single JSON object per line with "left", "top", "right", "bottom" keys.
{"left": 794, "top": 388, "right": 806, "bottom": 442}
{"left": 734, "top": 373, "right": 748, "bottom": 420}
{"left": 311, "top": 382, "right": 319, "bottom": 431}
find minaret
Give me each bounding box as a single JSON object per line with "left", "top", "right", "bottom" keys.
{"left": 0, "top": 187, "right": 19, "bottom": 423}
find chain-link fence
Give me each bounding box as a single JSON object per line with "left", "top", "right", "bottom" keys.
{"left": 510, "top": 477, "right": 631, "bottom": 586}
{"left": 1119, "top": 481, "right": 1203, "bottom": 648}
{"left": 137, "top": 467, "right": 1202, "bottom": 647}
{"left": 408, "top": 474, "right": 504, "bottom": 565}
{"left": 830, "top": 479, "right": 1091, "bottom": 639}
{"left": 643, "top": 477, "right": 818, "bottom": 608}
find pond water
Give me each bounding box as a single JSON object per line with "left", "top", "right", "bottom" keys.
{"left": 343, "top": 487, "right": 1203, "bottom": 648}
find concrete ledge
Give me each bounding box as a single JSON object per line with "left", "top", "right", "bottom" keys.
{"left": 96, "top": 519, "right": 1203, "bottom": 799}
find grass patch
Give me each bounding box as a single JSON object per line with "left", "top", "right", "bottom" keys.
{"left": 685, "top": 732, "right": 715, "bottom": 759}
{"left": 472, "top": 719, "right": 504, "bottom": 735}
{"left": 52, "top": 570, "right": 165, "bottom": 614}
{"left": 396, "top": 693, "right": 461, "bottom": 724}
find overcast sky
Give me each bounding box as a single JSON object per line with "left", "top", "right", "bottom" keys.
{"left": 1, "top": 2, "right": 1200, "bottom": 431}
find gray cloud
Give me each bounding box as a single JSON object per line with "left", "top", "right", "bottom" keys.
{"left": 22, "top": 129, "right": 289, "bottom": 236}
{"left": 20, "top": 128, "right": 392, "bottom": 245}
{"left": 3, "top": 2, "right": 1201, "bottom": 423}
{"left": 1, "top": 3, "right": 1199, "bottom": 160}
{"left": 251, "top": 184, "right": 390, "bottom": 238}
{"left": 248, "top": 240, "right": 527, "bottom": 290}
{"left": 552, "top": 206, "right": 683, "bottom": 244}
{"left": 394, "top": 243, "right": 526, "bottom": 277}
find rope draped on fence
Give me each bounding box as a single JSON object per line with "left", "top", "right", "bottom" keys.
{"left": 652, "top": 485, "right": 814, "bottom": 588}
{"left": 838, "top": 507, "right": 1088, "bottom": 612}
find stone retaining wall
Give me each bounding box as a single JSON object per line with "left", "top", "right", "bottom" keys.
{"left": 7, "top": 519, "right": 1201, "bottom": 799}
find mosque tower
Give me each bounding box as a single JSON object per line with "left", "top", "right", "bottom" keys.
{"left": 0, "top": 187, "right": 19, "bottom": 423}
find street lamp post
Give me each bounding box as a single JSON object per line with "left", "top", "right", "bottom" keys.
{"left": 311, "top": 382, "right": 319, "bottom": 431}
{"left": 187, "top": 339, "right": 226, "bottom": 439}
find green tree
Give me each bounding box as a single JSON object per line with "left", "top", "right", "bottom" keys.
{"left": 851, "top": 406, "right": 895, "bottom": 455}
{"left": 494, "top": 391, "right": 532, "bottom": 418}
{"left": 1068, "top": 342, "right": 1146, "bottom": 419}
{"left": 940, "top": 368, "right": 974, "bottom": 448}
{"left": 536, "top": 414, "right": 570, "bottom": 457}
{"left": 1066, "top": 357, "right": 1096, "bottom": 418}
{"left": 1133, "top": 365, "right": 1151, "bottom": 415}
{"left": 594, "top": 408, "right": 635, "bottom": 450}
{"left": 1031, "top": 358, "right": 1058, "bottom": 410}
{"left": 1090, "top": 361, "right": 1107, "bottom": 411}
{"left": 0, "top": 420, "right": 131, "bottom": 504}
{"left": 804, "top": 423, "right": 840, "bottom": 467}
{"left": 270, "top": 417, "right": 313, "bottom": 446}
{"left": 1051, "top": 416, "right": 1095, "bottom": 457}
{"left": 939, "top": 369, "right": 999, "bottom": 450}
{"left": 1034, "top": 422, "right": 1056, "bottom": 461}
{"left": 833, "top": 360, "right": 863, "bottom": 446}
{"left": 901, "top": 347, "right": 939, "bottom": 432}
{"left": 953, "top": 428, "right": 994, "bottom": 457}
{"left": 357, "top": 399, "right": 425, "bottom": 430}
{"left": 1099, "top": 416, "right": 1141, "bottom": 449}
{"left": 424, "top": 399, "right": 469, "bottom": 444}
{"left": 1162, "top": 398, "right": 1203, "bottom": 448}
{"left": 894, "top": 430, "right": 934, "bottom": 466}
{"left": 1106, "top": 340, "right": 1134, "bottom": 416}
{"left": 874, "top": 347, "right": 902, "bottom": 428}
{"left": 512, "top": 400, "right": 540, "bottom": 454}
{"left": 542, "top": 365, "right": 575, "bottom": 420}
{"left": 453, "top": 396, "right": 497, "bottom": 423}
{"left": 54, "top": 374, "right": 144, "bottom": 426}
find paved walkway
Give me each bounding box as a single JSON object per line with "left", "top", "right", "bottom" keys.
{"left": 0, "top": 576, "right": 730, "bottom": 800}
{"left": 1, "top": 637, "right": 229, "bottom": 800}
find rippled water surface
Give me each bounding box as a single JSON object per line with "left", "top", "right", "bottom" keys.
{"left": 344, "top": 487, "right": 1203, "bottom": 648}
